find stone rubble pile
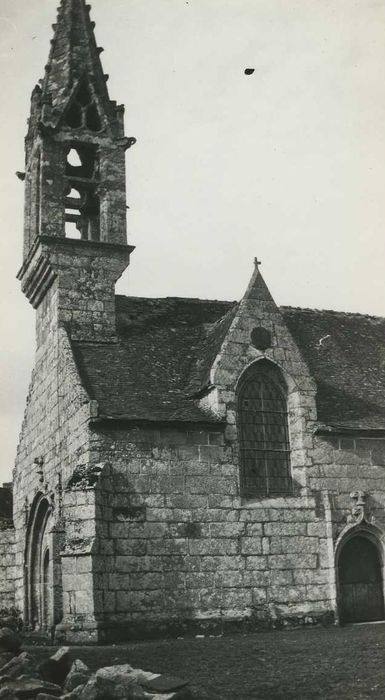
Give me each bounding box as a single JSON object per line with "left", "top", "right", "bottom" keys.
{"left": 0, "top": 628, "right": 209, "bottom": 700}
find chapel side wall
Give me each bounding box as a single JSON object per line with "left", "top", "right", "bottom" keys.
{"left": 91, "top": 424, "right": 334, "bottom": 638}
{"left": 308, "top": 435, "right": 385, "bottom": 539}
{"left": 13, "top": 281, "right": 91, "bottom": 616}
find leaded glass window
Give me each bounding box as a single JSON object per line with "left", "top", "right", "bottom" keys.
{"left": 237, "top": 360, "right": 292, "bottom": 498}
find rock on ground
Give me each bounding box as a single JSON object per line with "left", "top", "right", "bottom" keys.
{"left": 0, "top": 651, "right": 15, "bottom": 670}
{"left": 0, "top": 689, "right": 17, "bottom": 699}
{"left": 80, "top": 665, "right": 148, "bottom": 700}
{"left": 77, "top": 664, "right": 196, "bottom": 700}
{"left": 38, "top": 647, "right": 71, "bottom": 686}
{"left": 0, "top": 609, "right": 23, "bottom": 633}
{"left": 0, "top": 644, "right": 205, "bottom": 700}
{"left": 0, "top": 651, "right": 39, "bottom": 680}
{"left": 0, "top": 676, "right": 62, "bottom": 698}
{"left": 61, "top": 686, "right": 86, "bottom": 700}
{"left": 144, "top": 691, "right": 194, "bottom": 700}
{"left": 63, "top": 660, "right": 91, "bottom": 692}
{"left": 0, "top": 617, "right": 19, "bottom": 632}
{"left": 0, "top": 628, "right": 22, "bottom": 653}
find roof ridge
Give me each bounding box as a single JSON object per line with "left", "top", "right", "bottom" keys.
{"left": 115, "top": 294, "right": 237, "bottom": 305}
{"left": 280, "top": 305, "right": 385, "bottom": 321}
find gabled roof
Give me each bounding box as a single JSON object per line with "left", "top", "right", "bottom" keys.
{"left": 72, "top": 295, "right": 385, "bottom": 431}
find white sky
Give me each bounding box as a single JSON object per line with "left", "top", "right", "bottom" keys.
{"left": 1, "top": 0, "right": 385, "bottom": 482}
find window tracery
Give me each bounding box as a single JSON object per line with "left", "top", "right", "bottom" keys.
{"left": 237, "top": 360, "right": 292, "bottom": 498}
{"left": 65, "top": 80, "right": 102, "bottom": 132}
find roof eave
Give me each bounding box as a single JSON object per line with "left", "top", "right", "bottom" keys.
{"left": 89, "top": 414, "right": 226, "bottom": 428}
{"left": 315, "top": 423, "right": 385, "bottom": 437}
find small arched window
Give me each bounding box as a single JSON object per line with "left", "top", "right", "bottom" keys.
{"left": 237, "top": 360, "right": 292, "bottom": 499}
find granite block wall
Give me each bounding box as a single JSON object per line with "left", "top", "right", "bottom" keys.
{"left": 309, "top": 434, "right": 385, "bottom": 537}
{"left": 13, "top": 280, "right": 92, "bottom": 621}
{"left": 67, "top": 424, "right": 333, "bottom": 640}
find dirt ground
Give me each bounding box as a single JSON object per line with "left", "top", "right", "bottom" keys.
{"left": 28, "top": 623, "right": 385, "bottom": 699}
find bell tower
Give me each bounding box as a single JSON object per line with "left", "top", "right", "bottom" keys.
{"left": 18, "top": 0, "right": 135, "bottom": 341}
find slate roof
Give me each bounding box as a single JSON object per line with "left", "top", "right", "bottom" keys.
{"left": 282, "top": 307, "right": 385, "bottom": 432}
{"left": 72, "top": 295, "right": 385, "bottom": 431}
{"left": 72, "top": 296, "right": 236, "bottom": 423}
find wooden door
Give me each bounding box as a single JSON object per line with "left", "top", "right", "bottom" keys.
{"left": 338, "top": 536, "right": 384, "bottom": 623}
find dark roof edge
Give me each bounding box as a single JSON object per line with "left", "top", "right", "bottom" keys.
{"left": 115, "top": 295, "right": 385, "bottom": 321}
{"left": 281, "top": 305, "right": 385, "bottom": 321}
{"left": 115, "top": 294, "right": 237, "bottom": 305}
{"left": 315, "top": 424, "right": 385, "bottom": 437}
{"left": 90, "top": 415, "right": 226, "bottom": 428}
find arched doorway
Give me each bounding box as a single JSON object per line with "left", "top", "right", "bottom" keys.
{"left": 25, "top": 495, "right": 53, "bottom": 631}
{"left": 338, "top": 535, "right": 385, "bottom": 623}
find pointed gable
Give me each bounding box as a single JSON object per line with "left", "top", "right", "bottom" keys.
{"left": 207, "top": 261, "right": 316, "bottom": 405}
{"left": 193, "top": 261, "right": 318, "bottom": 479}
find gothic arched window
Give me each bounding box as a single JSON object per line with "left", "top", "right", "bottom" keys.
{"left": 237, "top": 360, "right": 292, "bottom": 499}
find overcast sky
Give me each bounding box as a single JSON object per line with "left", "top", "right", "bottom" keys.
{"left": 1, "top": 0, "right": 385, "bottom": 482}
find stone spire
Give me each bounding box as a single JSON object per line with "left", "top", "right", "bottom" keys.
{"left": 21, "top": 0, "right": 136, "bottom": 256}
{"left": 37, "top": 0, "right": 116, "bottom": 133}
{"left": 18, "top": 0, "right": 135, "bottom": 341}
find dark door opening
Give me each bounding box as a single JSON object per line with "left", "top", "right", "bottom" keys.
{"left": 42, "top": 549, "right": 50, "bottom": 630}
{"left": 338, "top": 535, "right": 385, "bottom": 623}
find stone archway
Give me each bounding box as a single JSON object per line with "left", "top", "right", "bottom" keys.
{"left": 338, "top": 534, "right": 385, "bottom": 624}
{"left": 25, "top": 494, "right": 53, "bottom": 631}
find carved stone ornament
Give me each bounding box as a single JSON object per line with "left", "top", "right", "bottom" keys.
{"left": 251, "top": 326, "right": 272, "bottom": 352}
{"left": 347, "top": 491, "right": 370, "bottom": 525}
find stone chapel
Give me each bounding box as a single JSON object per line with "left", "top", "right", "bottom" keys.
{"left": 1, "top": 0, "right": 385, "bottom": 643}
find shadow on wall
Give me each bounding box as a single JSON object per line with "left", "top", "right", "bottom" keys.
{"left": 98, "top": 467, "right": 197, "bottom": 640}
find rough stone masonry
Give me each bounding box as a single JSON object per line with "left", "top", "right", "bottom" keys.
{"left": 2, "top": 0, "right": 385, "bottom": 644}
